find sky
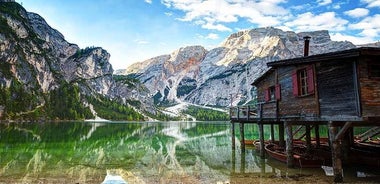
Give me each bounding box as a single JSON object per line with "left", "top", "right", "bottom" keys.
{"left": 16, "top": 0, "right": 380, "bottom": 70}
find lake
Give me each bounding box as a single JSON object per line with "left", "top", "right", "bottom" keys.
{"left": 0, "top": 121, "right": 379, "bottom": 183}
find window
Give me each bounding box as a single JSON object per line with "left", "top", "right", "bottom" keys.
{"left": 292, "top": 66, "right": 315, "bottom": 97}
{"left": 368, "top": 63, "right": 380, "bottom": 78}
{"left": 265, "top": 84, "right": 281, "bottom": 102}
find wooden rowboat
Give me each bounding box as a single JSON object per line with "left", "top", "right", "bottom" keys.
{"left": 265, "top": 144, "right": 326, "bottom": 168}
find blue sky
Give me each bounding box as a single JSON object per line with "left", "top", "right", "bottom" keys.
{"left": 16, "top": 0, "right": 380, "bottom": 69}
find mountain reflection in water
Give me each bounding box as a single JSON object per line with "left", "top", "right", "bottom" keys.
{"left": 0, "top": 121, "right": 379, "bottom": 183}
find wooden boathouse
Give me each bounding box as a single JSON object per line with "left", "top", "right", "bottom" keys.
{"left": 230, "top": 37, "right": 380, "bottom": 182}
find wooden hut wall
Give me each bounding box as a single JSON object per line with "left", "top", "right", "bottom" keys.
{"left": 255, "top": 71, "right": 277, "bottom": 117}
{"left": 277, "top": 65, "right": 319, "bottom": 117}
{"left": 316, "top": 60, "right": 359, "bottom": 117}
{"left": 358, "top": 56, "right": 380, "bottom": 117}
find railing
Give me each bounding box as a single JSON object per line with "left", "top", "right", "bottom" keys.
{"left": 230, "top": 105, "right": 257, "bottom": 120}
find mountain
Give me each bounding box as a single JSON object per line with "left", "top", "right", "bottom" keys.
{"left": 118, "top": 27, "right": 356, "bottom": 107}
{"left": 0, "top": 2, "right": 155, "bottom": 120}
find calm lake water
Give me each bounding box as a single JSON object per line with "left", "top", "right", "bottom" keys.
{"left": 0, "top": 121, "right": 379, "bottom": 183}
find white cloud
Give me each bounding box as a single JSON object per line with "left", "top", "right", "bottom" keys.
{"left": 161, "top": 0, "right": 289, "bottom": 31}
{"left": 134, "top": 39, "right": 149, "bottom": 45}
{"left": 201, "top": 22, "right": 232, "bottom": 32}
{"left": 344, "top": 8, "right": 369, "bottom": 18}
{"left": 361, "top": 0, "right": 380, "bottom": 8}
{"left": 205, "top": 33, "right": 219, "bottom": 40}
{"left": 331, "top": 32, "right": 375, "bottom": 45}
{"left": 317, "top": 0, "right": 332, "bottom": 6}
{"left": 349, "top": 14, "right": 380, "bottom": 38}
{"left": 145, "top": 0, "right": 152, "bottom": 4}
{"left": 285, "top": 12, "right": 348, "bottom": 32}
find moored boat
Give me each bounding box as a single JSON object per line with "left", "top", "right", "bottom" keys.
{"left": 349, "top": 141, "right": 380, "bottom": 167}
{"left": 265, "top": 144, "right": 327, "bottom": 168}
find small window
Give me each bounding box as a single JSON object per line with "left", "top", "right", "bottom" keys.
{"left": 269, "top": 86, "right": 275, "bottom": 100}
{"left": 292, "top": 66, "right": 315, "bottom": 97}
{"left": 369, "top": 63, "right": 380, "bottom": 78}
{"left": 265, "top": 84, "right": 281, "bottom": 102}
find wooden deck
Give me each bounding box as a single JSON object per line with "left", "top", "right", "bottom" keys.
{"left": 230, "top": 105, "right": 380, "bottom": 124}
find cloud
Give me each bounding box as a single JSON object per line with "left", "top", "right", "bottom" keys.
{"left": 201, "top": 22, "right": 232, "bottom": 32}
{"left": 205, "top": 33, "right": 219, "bottom": 40}
{"left": 134, "top": 39, "right": 149, "bottom": 45}
{"left": 165, "top": 12, "right": 173, "bottom": 16}
{"left": 331, "top": 32, "right": 375, "bottom": 45}
{"left": 144, "top": 0, "right": 152, "bottom": 4}
{"left": 161, "top": 0, "right": 289, "bottom": 31}
{"left": 317, "top": 0, "right": 332, "bottom": 6}
{"left": 361, "top": 0, "right": 380, "bottom": 8}
{"left": 349, "top": 14, "right": 380, "bottom": 38}
{"left": 344, "top": 8, "right": 369, "bottom": 18}
{"left": 285, "top": 12, "right": 348, "bottom": 32}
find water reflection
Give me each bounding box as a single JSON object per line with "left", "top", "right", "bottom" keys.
{"left": 0, "top": 122, "right": 379, "bottom": 183}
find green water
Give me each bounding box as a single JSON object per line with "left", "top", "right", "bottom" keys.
{"left": 0, "top": 121, "right": 379, "bottom": 183}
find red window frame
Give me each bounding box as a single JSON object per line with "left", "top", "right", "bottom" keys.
{"left": 292, "top": 66, "right": 315, "bottom": 97}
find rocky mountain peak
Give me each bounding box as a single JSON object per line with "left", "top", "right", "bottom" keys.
{"left": 0, "top": 2, "right": 155, "bottom": 120}
{"left": 125, "top": 27, "right": 356, "bottom": 107}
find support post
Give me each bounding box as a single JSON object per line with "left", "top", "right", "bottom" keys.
{"left": 315, "top": 124, "right": 320, "bottom": 148}
{"left": 240, "top": 151, "right": 246, "bottom": 173}
{"left": 285, "top": 121, "right": 295, "bottom": 168}
{"left": 231, "top": 122, "right": 235, "bottom": 150}
{"left": 240, "top": 123, "right": 245, "bottom": 151}
{"left": 279, "top": 123, "right": 285, "bottom": 147}
{"left": 232, "top": 149, "right": 236, "bottom": 174}
{"left": 328, "top": 121, "right": 343, "bottom": 183}
{"left": 259, "top": 123, "right": 265, "bottom": 158}
{"left": 270, "top": 123, "right": 275, "bottom": 143}
{"left": 306, "top": 124, "right": 312, "bottom": 153}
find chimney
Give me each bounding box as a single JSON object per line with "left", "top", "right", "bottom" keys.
{"left": 303, "top": 36, "right": 311, "bottom": 57}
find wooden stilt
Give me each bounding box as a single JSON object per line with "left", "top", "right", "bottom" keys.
{"left": 270, "top": 123, "right": 275, "bottom": 143}
{"left": 231, "top": 149, "right": 236, "bottom": 174}
{"left": 240, "top": 151, "right": 246, "bottom": 173}
{"left": 260, "top": 154, "right": 266, "bottom": 176}
{"left": 342, "top": 129, "right": 350, "bottom": 161}
{"left": 259, "top": 123, "right": 265, "bottom": 158}
{"left": 348, "top": 127, "right": 354, "bottom": 146}
{"left": 315, "top": 124, "right": 320, "bottom": 148}
{"left": 231, "top": 122, "right": 235, "bottom": 150}
{"left": 240, "top": 123, "right": 245, "bottom": 151}
{"left": 328, "top": 122, "right": 343, "bottom": 183}
{"left": 306, "top": 124, "right": 312, "bottom": 153}
{"left": 285, "top": 121, "right": 295, "bottom": 168}
{"left": 279, "top": 123, "right": 285, "bottom": 147}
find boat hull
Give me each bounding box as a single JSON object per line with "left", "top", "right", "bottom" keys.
{"left": 265, "top": 144, "right": 326, "bottom": 168}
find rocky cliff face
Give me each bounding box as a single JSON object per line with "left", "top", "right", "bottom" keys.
{"left": 121, "top": 27, "right": 356, "bottom": 107}
{"left": 0, "top": 2, "right": 153, "bottom": 119}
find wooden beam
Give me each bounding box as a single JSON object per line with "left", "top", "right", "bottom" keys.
{"left": 240, "top": 123, "right": 245, "bottom": 151}
{"left": 292, "top": 125, "right": 304, "bottom": 137}
{"left": 285, "top": 121, "right": 295, "bottom": 168}
{"left": 315, "top": 124, "right": 320, "bottom": 148}
{"left": 231, "top": 122, "right": 236, "bottom": 150}
{"left": 240, "top": 151, "right": 246, "bottom": 173}
{"left": 306, "top": 125, "right": 312, "bottom": 153}
{"left": 259, "top": 123, "right": 265, "bottom": 158}
{"left": 270, "top": 123, "right": 275, "bottom": 142}
{"left": 334, "top": 121, "right": 352, "bottom": 141}
{"left": 329, "top": 121, "right": 344, "bottom": 182}
{"left": 231, "top": 149, "right": 236, "bottom": 174}
{"left": 279, "top": 123, "right": 285, "bottom": 147}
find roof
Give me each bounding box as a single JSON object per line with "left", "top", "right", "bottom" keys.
{"left": 251, "top": 68, "right": 274, "bottom": 86}
{"left": 267, "top": 47, "right": 380, "bottom": 67}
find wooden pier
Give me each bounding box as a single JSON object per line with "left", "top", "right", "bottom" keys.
{"left": 230, "top": 46, "right": 380, "bottom": 182}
